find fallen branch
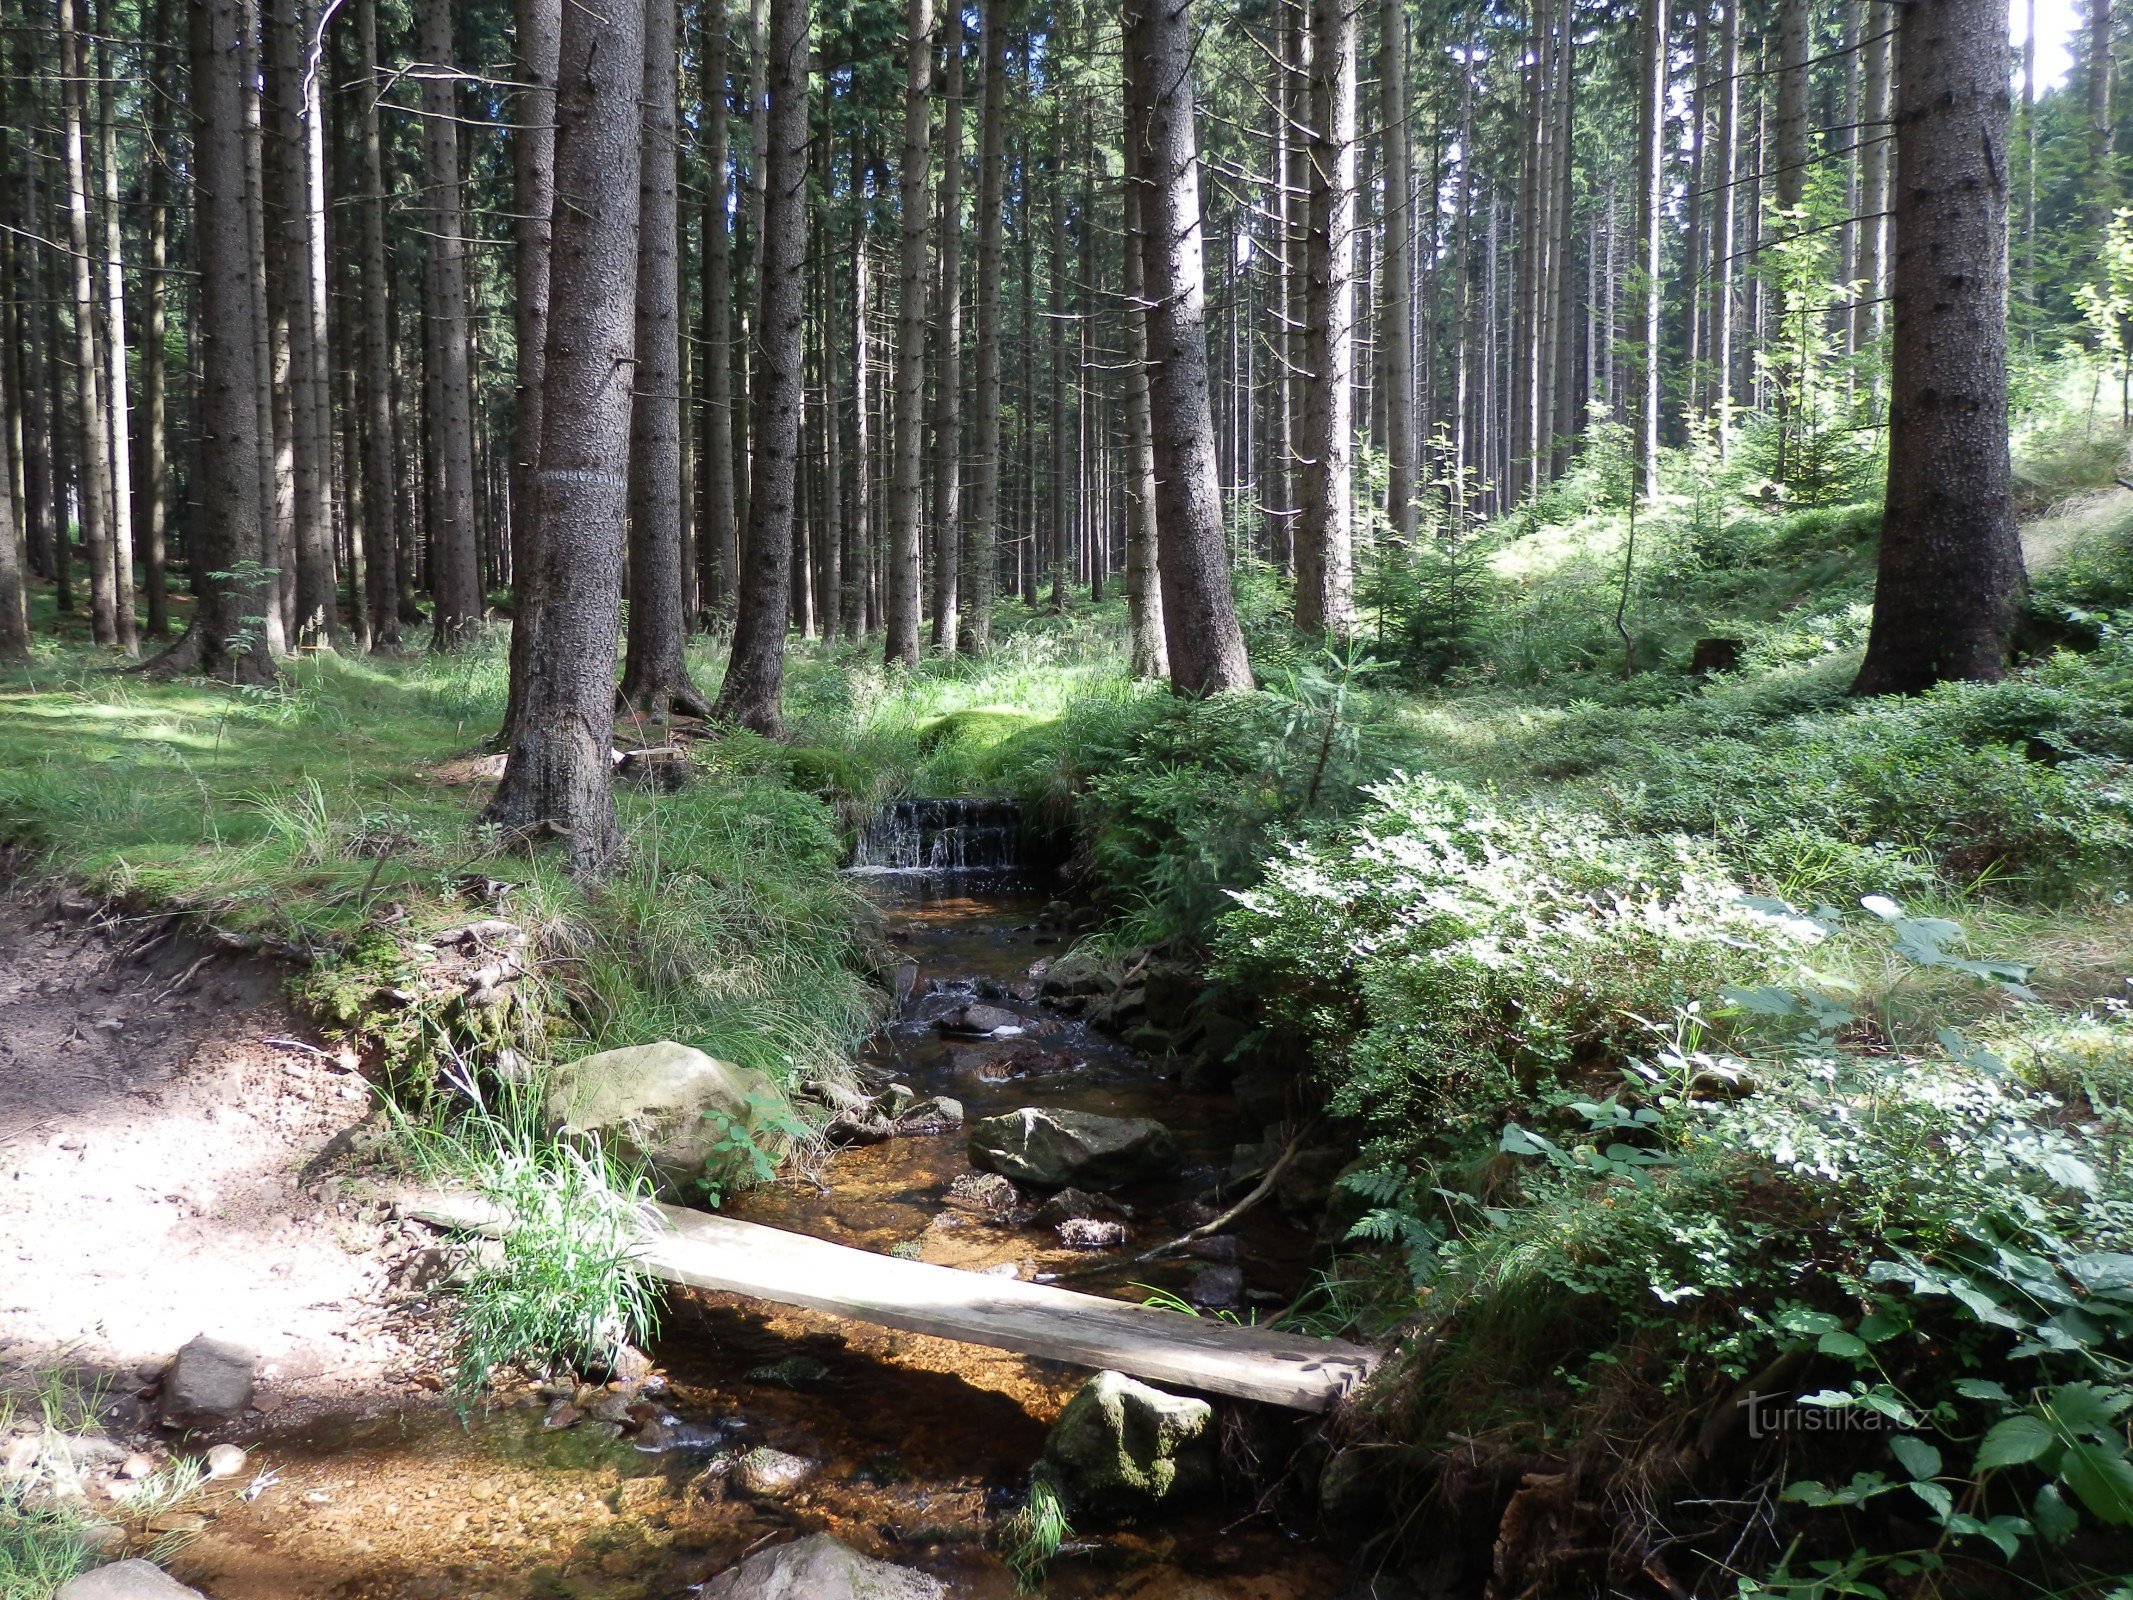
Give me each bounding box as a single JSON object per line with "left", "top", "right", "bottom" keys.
{"left": 1131, "top": 1115, "right": 1324, "bottom": 1265}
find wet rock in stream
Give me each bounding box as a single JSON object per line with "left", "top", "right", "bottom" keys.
{"left": 1039, "top": 1370, "right": 1215, "bottom": 1516}
{"left": 935, "top": 1002, "right": 1026, "bottom": 1036}
{"left": 967, "top": 1107, "right": 1177, "bottom": 1190}
{"left": 55, "top": 1562, "right": 206, "bottom": 1600}
{"left": 729, "top": 1444, "right": 820, "bottom": 1500}
{"left": 944, "top": 1171, "right": 1021, "bottom": 1215}
{"left": 699, "top": 1531, "right": 944, "bottom": 1599}
{"left": 1054, "top": 1217, "right": 1127, "bottom": 1251}
{"left": 546, "top": 1041, "right": 788, "bottom": 1190}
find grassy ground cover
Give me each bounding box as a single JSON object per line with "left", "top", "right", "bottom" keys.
{"left": 4, "top": 387, "right": 2132, "bottom": 1595}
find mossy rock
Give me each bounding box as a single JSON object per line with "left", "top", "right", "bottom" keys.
{"left": 916, "top": 708, "right": 1049, "bottom": 753}
{"left": 782, "top": 745, "right": 871, "bottom": 798}
{"left": 1040, "top": 1370, "right": 1214, "bottom": 1516}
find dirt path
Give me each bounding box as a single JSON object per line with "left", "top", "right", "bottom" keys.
{"left": 0, "top": 885, "right": 442, "bottom": 1428}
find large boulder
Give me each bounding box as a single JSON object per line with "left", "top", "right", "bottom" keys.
{"left": 1040, "top": 1370, "right": 1214, "bottom": 1515}
{"left": 545, "top": 1041, "right": 788, "bottom": 1190}
{"left": 159, "top": 1335, "right": 255, "bottom": 1429}
{"left": 966, "top": 1108, "right": 1176, "bottom": 1191}
{"left": 699, "top": 1533, "right": 943, "bottom": 1599}
{"left": 56, "top": 1563, "right": 206, "bottom": 1600}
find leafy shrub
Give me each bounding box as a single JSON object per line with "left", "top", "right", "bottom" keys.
{"left": 1326, "top": 899, "right": 2132, "bottom": 1594}
{"left": 1620, "top": 638, "right": 2133, "bottom": 896}
{"left": 1216, "top": 775, "right": 1816, "bottom": 1148}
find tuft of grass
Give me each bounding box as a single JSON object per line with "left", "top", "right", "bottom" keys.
{"left": 0, "top": 1498, "right": 95, "bottom": 1600}
{"left": 430, "top": 1117, "right": 666, "bottom": 1401}
{"left": 997, "top": 1468, "right": 1072, "bottom": 1593}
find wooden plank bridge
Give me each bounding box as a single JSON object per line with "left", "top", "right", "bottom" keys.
{"left": 401, "top": 1189, "right": 1377, "bottom": 1412}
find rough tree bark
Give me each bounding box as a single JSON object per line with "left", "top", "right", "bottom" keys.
{"left": 421, "top": 0, "right": 482, "bottom": 647}
{"left": 1295, "top": 0, "right": 1356, "bottom": 636}
{"left": 355, "top": 0, "right": 400, "bottom": 647}
{"left": 267, "top": 0, "right": 334, "bottom": 646}
{"left": 1120, "top": 98, "right": 1168, "bottom": 680}
{"left": 500, "top": 0, "right": 560, "bottom": 724}
{"left": 956, "top": 0, "right": 1010, "bottom": 655}
{"left": 883, "top": 0, "right": 932, "bottom": 665}
{"left": 622, "top": 0, "right": 712, "bottom": 718}
{"left": 481, "top": 0, "right": 646, "bottom": 871}
{"left": 1775, "top": 0, "right": 1808, "bottom": 209}
{"left": 1852, "top": 0, "right": 2026, "bottom": 694}
{"left": 698, "top": 0, "right": 738, "bottom": 617}
{"left": 928, "top": 0, "right": 966, "bottom": 652}
{"left": 1633, "top": 0, "right": 1668, "bottom": 496}
{"left": 1378, "top": 0, "right": 1415, "bottom": 544}
{"left": 1122, "top": 0, "right": 1251, "bottom": 694}
{"left": 138, "top": 0, "right": 174, "bottom": 638}
{"left": 94, "top": 0, "right": 137, "bottom": 653}
{"left": 0, "top": 329, "right": 23, "bottom": 659}
{"left": 60, "top": 0, "right": 117, "bottom": 647}
{"left": 151, "top": 0, "right": 277, "bottom": 681}
{"left": 710, "top": 0, "right": 810, "bottom": 731}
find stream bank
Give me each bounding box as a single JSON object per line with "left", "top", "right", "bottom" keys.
{"left": 103, "top": 854, "right": 1362, "bottom": 1599}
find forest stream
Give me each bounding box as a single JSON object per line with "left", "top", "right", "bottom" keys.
{"left": 163, "top": 852, "right": 1353, "bottom": 1600}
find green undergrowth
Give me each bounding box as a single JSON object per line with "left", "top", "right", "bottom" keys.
{"left": 0, "top": 1498, "right": 93, "bottom": 1600}
{"left": 0, "top": 642, "right": 877, "bottom": 1097}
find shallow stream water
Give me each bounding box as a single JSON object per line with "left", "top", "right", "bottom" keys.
{"left": 169, "top": 870, "right": 1348, "bottom": 1599}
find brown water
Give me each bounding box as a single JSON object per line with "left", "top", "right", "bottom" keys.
{"left": 170, "top": 873, "right": 1346, "bottom": 1600}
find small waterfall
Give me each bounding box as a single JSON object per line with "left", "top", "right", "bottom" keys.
{"left": 850, "top": 798, "right": 1025, "bottom": 874}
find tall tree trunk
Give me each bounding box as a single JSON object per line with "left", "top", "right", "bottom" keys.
{"left": 929, "top": 0, "right": 966, "bottom": 650}
{"left": 95, "top": 0, "right": 138, "bottom": 652}
{"left": 711, "top": 0, "right": 809, "bottom": 730}
{"left": 883, "top": 0, "right": 932, "bottom": 664}
{"left": 355, "top": 0, "right": 400, "bottom": 646}
{"left": 1122, "top": 0, "right": 1251, "bottom": 694}
{"left": 1378, "top": 0, "right": 1415, "bottom": 543}
{"left": 1295, "top": 0, "right": 1355, "bottom": 636}
{"left": 60, "top": 0, "right": 117, "bottom": 646}
{"left": 269, "top": 0, "right": 336, "bottom": 646}
{"left": 139, "top": 0, "right": 174, "bottom": 637}
{"left": 329, "top": 25, "right": 372, "bottom": 649}
{"left": 1852, "top": 0, "right": 2024, "bottom": 694}
{"left": 1634, "top": 0, "right": 1668, "bottom": 496}
{"left": 500, "top": 0, "right": 559, "bottom": 717}
{"left": 819, "top": 239, "right": 843, "bottom": 642}
{"left": 1775, "top": 0, "right": 1808, "bottom": 209}
{"left": 1858, "top": 0, "right": 1893, "bottom": 366}
{"left": 622, "top": 0, "right": 710, "bottom": 717}
{"left": 698, "top": 0, "right": 737, "bottom": 617}
{"left": 1121, "top": 99, "right": 1168, "bottom": 680}
{"left": 2020, "top": 0, "right": 2037, "bottom": 332}
{"left": 957, "top": 0, "right": 1009, "bottom": 654}
{"left": 0, "top": 292, "right": 22, "bottom": 658}
{"left": 421, "top": 0, "right": 482, "bottom": 646}
{"left": 1279, "top": 0, "right": 1308, "bottom": 574}
{"left": 482, "top": 0, "right": 646, "bottom": 871}
{"left": 1715, "top": 0, "right": 1740, "bottom": 443}
{"left": 152, "top": 0, "right": 276, "bottom": 680}
{"left": 1047, "top": 85, "right": 1069, "bottom": 613}
{"left": 2089, "top": 0, "right": 2117, "bottom": 240}
{"left": 845, "top": 224, "right": 873, "bottom": 638}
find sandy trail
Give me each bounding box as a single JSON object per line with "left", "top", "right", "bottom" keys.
{"left": 0, "top": 886, "right": 439, "bottom": 1427}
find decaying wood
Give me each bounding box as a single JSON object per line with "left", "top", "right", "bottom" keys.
{"left": 401, "top": 1187, "right": 1376, "bottom": 1411}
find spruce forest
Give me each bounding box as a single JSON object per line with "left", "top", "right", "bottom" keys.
{"left": 2, "top": 0, "right": 2133, "bottom": 1592}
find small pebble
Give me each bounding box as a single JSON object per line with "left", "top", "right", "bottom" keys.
{"left": 204, "top": 1444, "right": 248, "bottom": 1480}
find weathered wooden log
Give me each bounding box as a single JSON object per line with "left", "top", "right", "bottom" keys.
{"left": 400, "top": 1187, "right": 1376, "bottom": 1411}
